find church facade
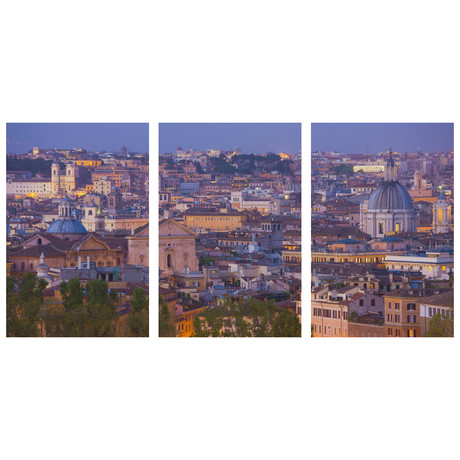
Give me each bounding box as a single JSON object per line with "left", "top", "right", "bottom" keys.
{"left": 159, "top": 219, "right": 199, "bottom": 275}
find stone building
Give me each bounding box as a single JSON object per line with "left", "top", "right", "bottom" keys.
{"left": 127, "top": 223, "right": 149, "bottom": 267}
{"left": 159, "top": 219, "right": 199, "bottom": 275}
{"left": 432, "top": 192, "right": 452, "bottom": 234}
{"left": 360, "top": 153, "right": 416, "bottom": 237}
{"left": 51, "top": 162, "right": 77, "bottom": 195}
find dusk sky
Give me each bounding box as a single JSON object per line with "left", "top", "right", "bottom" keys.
{"left": 6, "top": 123, "right": 149, "bottom": 154}
{"left": 311, "top": 123, "right": 453, "bottom": 155}
{"left": 159, "top": 123, "right": 301, "bottom": 154}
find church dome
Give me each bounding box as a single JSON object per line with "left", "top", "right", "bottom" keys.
{"left": 46, "top": 218, "right": 88, "bottom": 234}
{"left": 368, "top": 181, "right": 414, "bottom": 211}
{"left": 46, "top": 193, "right": 88, "bottom": 235}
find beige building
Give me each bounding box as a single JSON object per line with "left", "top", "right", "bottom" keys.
{"left": 94, "top": 178, "right": 114, "bottom": 195}
{"left": 183, "top": 210, "right": 246, "bottom": 233}
{"left": 159, "top": 219, "right": 199, "bottom": 275}
{"left": 311, "top": 297, "right": 349, "bottom": 337}
{"left": 127, "top": 223, "right": 149, "bottom": 267}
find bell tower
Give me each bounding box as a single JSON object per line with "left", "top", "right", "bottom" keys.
{"left": 51, "top": 162, "right": 60, "bottom": 196}
{"left": 65, "top": 163, "right": 76, "bottom": 192}
{"left": 432, "top": 192, "right": 452, "bottom": 234}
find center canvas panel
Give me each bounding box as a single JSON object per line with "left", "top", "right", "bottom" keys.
{"left": 159, "top": 123, "right": 302, "bottom": 337}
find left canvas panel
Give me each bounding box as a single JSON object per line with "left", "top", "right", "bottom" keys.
{"left": 6, "top": 123, "right": 149, "bottom": 337}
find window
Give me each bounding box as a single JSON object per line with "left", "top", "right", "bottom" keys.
{"left": 387, "top": 314, "right": 392, "bottom": 322}
{"left": 395, "top": 302, "right": 400, "bottom": 310}
{"left": 407, "top": 303, "right": 416, "bottom": 311}
{"left": 429, "top": 307, "right": 432, "bottom": 317}
{"left": 359, "top": 299, "right": 364, "bottom": 307}
{"left": 388, "top": 301, "right": 392, "bottom": 310}
{"left": 388, "top": 328, "right": 392, "bottom": 336}
{"left": 371, "top": 299, "right": 375, "bottom": 307}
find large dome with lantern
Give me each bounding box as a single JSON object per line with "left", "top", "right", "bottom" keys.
{"left": 46, "top": 194, "right": 88, "bottom": 237}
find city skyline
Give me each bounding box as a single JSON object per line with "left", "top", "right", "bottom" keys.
{"left": 312, "top": 123, "right": 453, "bottom": 155}
{"left": 159, "top": 123, "right": 301, "bottom": 155}
{"left": 7, "top": 123, "right": 149, "bottom": 154}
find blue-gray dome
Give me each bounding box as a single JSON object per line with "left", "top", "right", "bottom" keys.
{"left": 368, "top": 182, "right": 414, "bottom": 210}
{"left": 46, "top": 218, "right": 88, "bottom": 234}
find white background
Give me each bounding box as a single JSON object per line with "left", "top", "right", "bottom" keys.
{"left": 1, "top": 1, "right": 459, "bottom": 459}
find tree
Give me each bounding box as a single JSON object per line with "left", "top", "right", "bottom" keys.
{"left": 60, "top": 277, "right": 87, "bottom": 337}
{"left": 85, "top": 279, "right": 118, "bottom": 337}
{"left": 272, "top": 308, "right": 302, "bottom": 337}
{"left": 159, "top": 296, "right": 175, "bottom": 337}
{"left": 191, "top": 296, "right": 301, "bottom": 337}
{"left": 6, "top": 276, "right": 19, "bottom": 336}
{"left": 127, "top": 288, "right": 149, "bottom": 337}
{"left": 192, "top": 316, "right": 208, "bottom": 337}
{"left": 7, "top": 273, "right": 46, "bottom": 337}
{"left": 131, "top": 287, "right": 148, "bottom": 313}
{"left": 424, "top": 311, "right": 454, "bottom": 337}
{"left": 332, "top": 164, "right": 353, "bottom": 175}
{"left": 199, "top": 256, "right": 215, "bottom": 268}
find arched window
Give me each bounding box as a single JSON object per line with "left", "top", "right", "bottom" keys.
{"left": 167, "top": 254, "right": 172, "bottom": 268}
{"left": 37, "top": 238, "right": 42, "bottom": 245}
{"left": 30, "top": 263, "right": 34, "bottom": 270}
{"left": 88, "top": 210, "right": 93, "bottom": 216}
{"left": 21, "top": 262, "right": 25, "bottom": 271}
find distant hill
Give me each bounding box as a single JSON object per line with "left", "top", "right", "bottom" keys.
{"left": 6, "top": 158, "right": 64, "bottom": 176}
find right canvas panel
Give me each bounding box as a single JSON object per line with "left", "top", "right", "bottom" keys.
{"left": 311, "top": 123, "right": 454, "bottom": 338}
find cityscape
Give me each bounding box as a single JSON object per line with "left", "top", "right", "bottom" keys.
{"left": 6, "top": 123, "right": 149, "bottom": 337}
{"left": 159, "top": 123, "right": 302, "bottom": 337}
{"left": 311, "top": 123, "right": 454, "bottom": 338}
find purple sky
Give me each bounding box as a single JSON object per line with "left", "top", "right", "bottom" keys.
{"left": 311, "top": 123, "right": 453, "bottom": 155}
{"left": 159, "top": 123, "right": 301, "bottom": 154}
{"left": 6, "top": 123, "right": 149, "bottom": 154}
